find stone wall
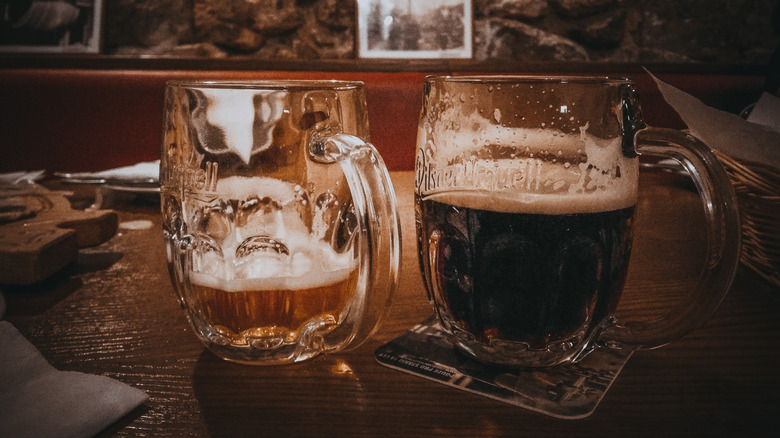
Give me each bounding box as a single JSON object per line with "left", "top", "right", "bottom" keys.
{"left": 105, "top": 0, "right": 779, "bottom": 65}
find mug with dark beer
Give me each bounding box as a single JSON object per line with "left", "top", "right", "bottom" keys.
{"left": 161, "top": 80, "right": 400, "bottom": 365}
{"left": 415, "top": 76, "right": 741, "bottom": 368}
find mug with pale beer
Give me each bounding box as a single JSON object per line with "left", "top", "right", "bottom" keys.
{"left": 416, "top": 75, "right": 741, "bottom": 368}
{"left": 161, "top": 80, "right": 400, "bottom": 365}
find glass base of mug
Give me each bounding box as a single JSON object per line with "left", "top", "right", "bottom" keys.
{"left": 451, "top": 336, "right": 584, "bottom": 369}
{"left": 190, "top": 316, "right": 339, "bottom": 365}
{"left": 202, "top": 341, "right": 324, "bottom": 365}
{"left": 444, "top": 321, "right": 610, "bottom": 369}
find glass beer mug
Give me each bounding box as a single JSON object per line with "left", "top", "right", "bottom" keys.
{"left": 416, "top": 76, "right": 741, "bottom": 368}
{"left": 161, "top": 80, "right": 400, "bottom": 365}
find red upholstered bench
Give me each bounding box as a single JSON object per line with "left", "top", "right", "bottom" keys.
{"left": 0, "top": 69, "right": 764, "bottom": 173}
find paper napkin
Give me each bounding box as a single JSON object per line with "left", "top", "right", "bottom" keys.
{"left": 0, "top": 321, "right": 148, "bottom": 438}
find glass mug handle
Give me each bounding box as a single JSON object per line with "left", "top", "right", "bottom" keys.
{"left": 310, "top": 132, "right": 402, "bottom": 350}
{"left": 601, "top": 127, "right": 742, "bottom": 348}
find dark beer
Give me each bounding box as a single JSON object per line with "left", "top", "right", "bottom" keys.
{"left": 414, "top": 75, "right": 738, "bottom": 367}
{"left": 417, "top": 194, "right": 635, "bottom": 350}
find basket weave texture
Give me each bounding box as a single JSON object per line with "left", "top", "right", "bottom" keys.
{"left": 715, "top": 151, "right": 780, "bottom": 288}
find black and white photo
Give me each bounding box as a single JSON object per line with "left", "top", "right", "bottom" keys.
{"left": 0, "top": 0, "right": 103, "bottom": 53}
{"left": 357, "top": 0, "right": 472, "bottom": 59}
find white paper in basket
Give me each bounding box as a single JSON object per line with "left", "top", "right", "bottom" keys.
{"left": 649, "top": 72, "right": 780, "bottom": 172}
{"left": 747, "top": 92, "right": 780, "bottom": 133}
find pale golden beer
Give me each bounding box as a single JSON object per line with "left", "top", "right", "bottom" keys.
{"left": 189, "top": 268, "right": 358, "bottom": 347}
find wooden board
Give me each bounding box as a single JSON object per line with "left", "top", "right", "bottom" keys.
{"left": 0, "top": 185, "right": 118, "bottom": 285}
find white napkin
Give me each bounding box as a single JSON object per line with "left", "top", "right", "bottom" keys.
{"left": 649, "top": 72, "right": 780, "bottom": 171}
{"left": 0, "top": 321, "right": 148, "bottom": 438}
{"left": 746, "top": 92, "right": 780, "bottom": 133}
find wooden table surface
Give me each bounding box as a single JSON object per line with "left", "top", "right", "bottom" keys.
{"left": 2, "top": 170, "right": 779, "bottom": 437}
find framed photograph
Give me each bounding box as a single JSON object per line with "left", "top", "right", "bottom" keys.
{"left": 357, "top": 0, "right": 472, "bottom": 59}
{"left": 0, "top": 0, "right": 104, "bottom": 54}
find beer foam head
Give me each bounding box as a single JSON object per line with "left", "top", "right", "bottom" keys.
{"left": 419, "top": 109, "right": 638, "bottom": 214}
{"left": 216, "top": 176, "right": 298, "bottom": 204}
{"left": 427, "top": 186, "right": 635, "bottom": 215}
{"left": 190, "top": 175, "right": 356, "bottom": 289}
{"left": 190, "top": 240, "right": 355, "bottom": 292}
{"left": 214, "top": 176, "right": 311, "bottom": 246}
{"left": 427, "top": 111, "right": 583, "bottom": 160}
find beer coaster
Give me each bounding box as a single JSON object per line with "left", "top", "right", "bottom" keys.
{"left": 374, "top": 317, "right": 636, "bottom": 419}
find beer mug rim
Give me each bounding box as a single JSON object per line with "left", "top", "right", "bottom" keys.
{"left": 165, "top": 79, "right": 365, "bottom": 91}
{"left": 424, "top": 75, "right": 634, "bottom": 86}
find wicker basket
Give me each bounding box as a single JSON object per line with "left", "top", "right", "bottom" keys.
{"left": 715, "top": 151, "right": 780, "bottom": 287}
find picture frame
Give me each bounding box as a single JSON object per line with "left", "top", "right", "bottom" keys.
{"left": 0, "top": 0, "right": 104, "bottom": 54}
{"left": 356, "top": 0, "right": 472, "bottom": 59}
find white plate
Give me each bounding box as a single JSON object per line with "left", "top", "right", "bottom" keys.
{"left": 102, "top": 183, "right": 160, "bottom": 194}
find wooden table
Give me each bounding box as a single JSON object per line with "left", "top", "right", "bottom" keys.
{"left": 3, "top": 170, "right": 779, "bottom": 437}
